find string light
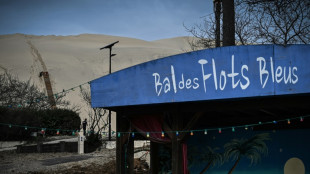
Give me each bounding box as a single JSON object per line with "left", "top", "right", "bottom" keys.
{"left": 41, "top": 128, "right": 45, "bottom": 135}
{"left": 190, "top": 131, "right": 194, "bottom": 136}
{"left": 273, "top": 120, "right": 277, "bottom": 124}
{"left": 0, "top": 115, "right": 308, "bottom": 138}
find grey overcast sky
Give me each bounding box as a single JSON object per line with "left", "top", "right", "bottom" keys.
{"left": 0, "top": 0, "right": 213, "bottom": 41}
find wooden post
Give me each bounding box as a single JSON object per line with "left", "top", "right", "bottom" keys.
{"left": 60, "top": 141, "right": 65, "bottom": 152}
{"left": 214, "top": 0, "right": 221, "bottom": 47}
{"left": 116, "top": 112, "right": 134, "bottom": 174}
{"left": 150, "top": 142, "right": 159, "bottom": 174}
{"left": 37, "top": 142, "right": 42, "bottom": 153}
{"left": 222, "top": 0, "right": 235, "bottom": 46}
{"left": 127, "top": 137, "right": 134, "bottom": 174}
{"left": 16, "top": 145, "right": 22, "bottom": 153}
{"left": 171, "top": 113, "right": 183, "bottom": 174}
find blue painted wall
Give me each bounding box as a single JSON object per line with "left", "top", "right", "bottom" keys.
{"left": 188, "top": 129, "right": 310, "bottom": 174}
{"left": 91, "top": 45, "right": 310, "bottom": 108}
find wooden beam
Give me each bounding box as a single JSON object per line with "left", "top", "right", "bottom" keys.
{"left": 179, "top": 112, "right": 203, "bottom": 141}
{"left": 162, "top": 119, "right": 173, "bottom": 140}
{"left": 259, "top": 109, "right": 279, "bottom": 117}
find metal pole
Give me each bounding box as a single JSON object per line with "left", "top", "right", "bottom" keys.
{"left": 108, "top": 47, "right": 112, "bottom": 141}
{"left": 99, "top": 41, "right": 118, "bottom": 141}
{"left": 109, "top": 47, "right": 112, "bottom": 74}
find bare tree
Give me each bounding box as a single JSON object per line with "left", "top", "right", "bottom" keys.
{"left": 246, "top": 0, "right": 310, "bottom": 45}
{"left": 79, "top": 85, "right": 108, "bottom": 134}
{"left": 185, "top": 0, "right": 310, "bottom": 50}
{"left": 184, "top": 15, "right": 218, "bottom": 50}
{"left": 0, "top": 72, "right": 70, "bottom": 110}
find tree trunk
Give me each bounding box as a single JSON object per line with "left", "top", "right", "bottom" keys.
{"left": 200, "top": 162, "right": 212, "bottom": 174}
{"left": 228, "top": 157, "right": 240, "bottom": 174}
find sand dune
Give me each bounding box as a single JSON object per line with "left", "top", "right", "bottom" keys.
{"left": 0, "top": 33, "right": 193, "bottom": 130}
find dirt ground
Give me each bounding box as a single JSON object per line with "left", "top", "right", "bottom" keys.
{"left": 0, "top": 149, "right": 149, "bottom": 174}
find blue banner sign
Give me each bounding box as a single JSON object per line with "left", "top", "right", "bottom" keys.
{"left": 91, "top": 45, "right": 310, "bottom": 108}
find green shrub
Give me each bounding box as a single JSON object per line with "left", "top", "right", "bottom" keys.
{"left": 0, "top": 107, "right": 80, "bottom": 141}
{"left": 85, "top": 132, "right": 103, "bottom": 152}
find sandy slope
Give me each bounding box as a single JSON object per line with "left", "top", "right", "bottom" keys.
{"left": 0, "top": 33, "right": 193, "bottom": 130}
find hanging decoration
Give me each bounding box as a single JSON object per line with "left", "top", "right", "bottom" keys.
{"left": 204, "top": 130, "right": 208, "bottom": 135}
{"left": 218, "top": 128, "right": 222, "bottom": 134}
{"left": 111, "top": 115, "right": 310, "bottom": 137}
{"left": 0, "top": 115, "right": 309, "bottom": 137}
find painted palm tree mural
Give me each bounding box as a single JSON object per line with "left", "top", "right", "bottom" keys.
{"left": 224, "top": 133, "right": 270, "bottom": 174}
{"left": 199, "top": 146, "right": 223, "bottom": 174}
{"left": 188, "top": 146, "right": 223, "bottom": 174}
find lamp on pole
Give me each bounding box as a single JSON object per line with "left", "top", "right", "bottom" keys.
{"left": 100, "top": 41, "right": 119, "bottom": 141}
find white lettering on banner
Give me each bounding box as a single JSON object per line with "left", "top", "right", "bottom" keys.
{"left": 198, "top": 55, "right": 250, "bottom": 91}
{"left": 152, "top": 73, "right": 162, "bottom": 96}
{"left": 153, "top": 55, "right": 298, "bottom": 96}
{"left": 198, "top": 59, "right": 212, "bottom": 93}
{"left": 257, "top": 57, "right": 298, "bottom": 88}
